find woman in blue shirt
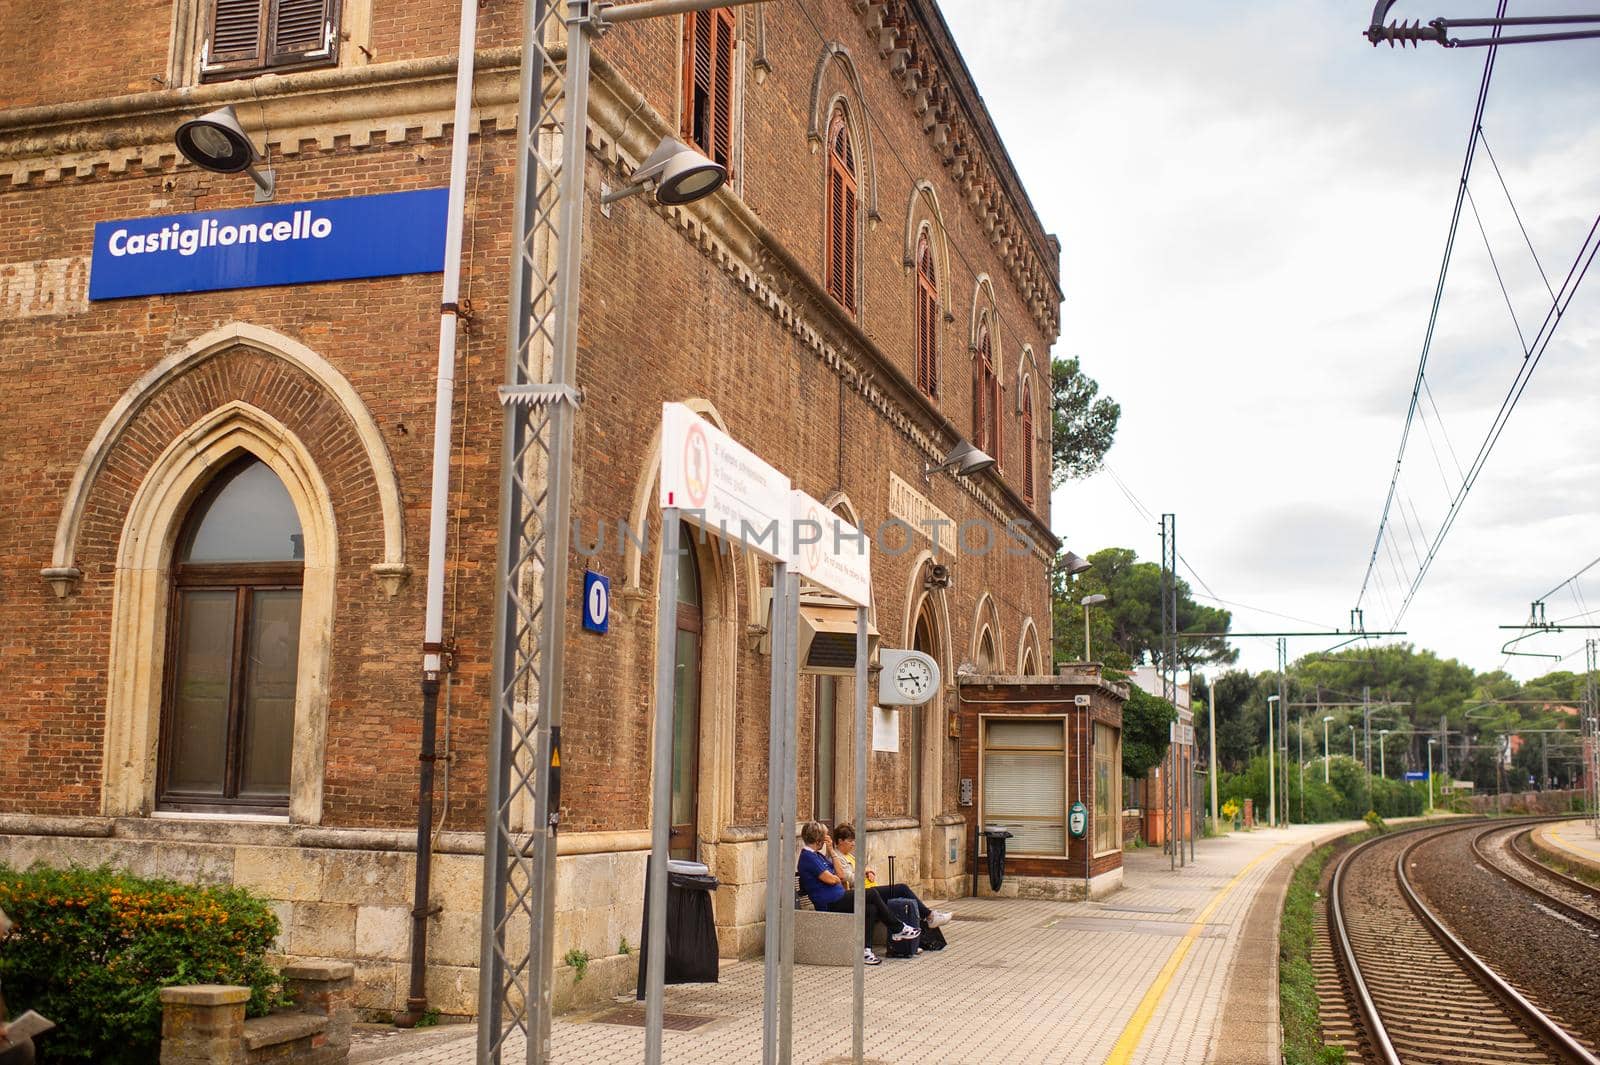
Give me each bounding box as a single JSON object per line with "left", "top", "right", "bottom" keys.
{"left": 797, "top": 822, "right": 919, "bottom": 965}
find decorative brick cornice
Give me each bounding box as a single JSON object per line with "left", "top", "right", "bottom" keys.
{"left": 0, "top": 49, "right": 522, "bottom": 190}
{"left": 851, "top": 0, "right": 1063, "bottom": 341}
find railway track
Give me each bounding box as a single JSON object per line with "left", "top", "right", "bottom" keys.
{"left": 1327, "top": 819, "right": 1600, "bottom": 1065}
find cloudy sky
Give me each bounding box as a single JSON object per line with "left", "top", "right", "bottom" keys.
{"left": 940, "top": 1, "right": 1600, "bottom": 680}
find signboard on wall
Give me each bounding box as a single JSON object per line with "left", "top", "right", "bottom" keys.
{"left": 88, "top": 188, "right": 448, "bottom": 300}
{"left": 659, "top": 402, "right": 790, "bottom": 562}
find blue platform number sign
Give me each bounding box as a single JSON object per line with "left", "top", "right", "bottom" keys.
{"left": 582, "top": 571, "right": 610, "bottom": 635}
{"left": 88, "top": 188, "right": 448, "bottom": 301}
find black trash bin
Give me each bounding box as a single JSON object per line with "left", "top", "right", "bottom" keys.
{"left": 981, "top": 828, "right": 1014, "bottom": 892}
{"left": 636, "top": 858, "right": 719, "bottom": 999}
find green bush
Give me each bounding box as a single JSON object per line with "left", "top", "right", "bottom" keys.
{"left": 0, "top": 865, "right": 283, "bottom": 1064}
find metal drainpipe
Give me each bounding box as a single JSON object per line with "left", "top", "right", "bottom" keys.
{"left": 397, "top": 0, "right": 478, "bottom": 1028}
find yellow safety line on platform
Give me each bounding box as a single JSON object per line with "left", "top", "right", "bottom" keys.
{"left": 1101, "top": 842, "right": 1287, "bottom": 1065}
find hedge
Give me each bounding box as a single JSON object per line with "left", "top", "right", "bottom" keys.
{"left": 0, "top": 865, "right": 283, "bottom": 1064}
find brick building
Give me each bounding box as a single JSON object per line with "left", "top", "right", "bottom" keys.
{"left": 0, "top": 0, "right": 1064, "bottom": 1015}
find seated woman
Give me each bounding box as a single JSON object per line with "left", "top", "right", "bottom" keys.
{"left": 832, "top": 823, "right": 953, "bottom": 932}
{"left": 796, "top": 822, "right": 918, "bottom": 965}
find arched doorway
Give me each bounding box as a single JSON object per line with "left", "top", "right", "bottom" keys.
{"left": 158, "top": 456, "right": 304, "bottom": 812}
{"left": 670, "top": 524, "right": 703, "bottom": 859}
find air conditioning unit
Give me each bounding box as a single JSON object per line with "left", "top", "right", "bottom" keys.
{"left": 759, "top": 588, "right": 881, "bottom": 675}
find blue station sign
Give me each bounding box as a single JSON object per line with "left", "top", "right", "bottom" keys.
{"left": 88, "top": 187, "right": 448, "bottom": 301}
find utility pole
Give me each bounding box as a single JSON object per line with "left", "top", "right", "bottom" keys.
{"left": 1588, "top": 641, "right": 1599, "bottom": 836}
{"left": 1208, "top": 682, "right": 1219, "bottom": 829}
{"left": 1362, "top": 686, "right": 1372, "bottom": 814}
{"left": 1278, "top": 638, "right": 1289, "bottom": 828}
{"left": 1160, "top": 514, "right": 1179, "bottom": 868}
{"left": 1267, "top": 693, "right": 1278, "bottom": 828}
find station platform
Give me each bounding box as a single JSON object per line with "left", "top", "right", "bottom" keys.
{"left": 363, "top": 821, "right": 1365, "bottom": 1065}
{"left": 1533, "top": 817, "right": 1600, "bottom": 875}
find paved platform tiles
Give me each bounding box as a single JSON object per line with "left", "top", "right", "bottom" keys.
{"left": 1536, "top": 816, "right": 1600, "bottom": 873}
{"left": 365, "top": 821, "right": 1361, "bottom": 1065}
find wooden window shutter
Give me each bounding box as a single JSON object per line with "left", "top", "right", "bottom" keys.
{"left": 825, "top": 111, "right": 857, "bottom": 315}
{"left": 916, "top": 239, "right": 938, "bottom": 397}
{"left": 268, "top": 0, "right": 337, "bottom": 66}
{"left": 207, "top": 0, "right": 266, "bottom": 69}
{"left": 682, "top": 10, "right": 715, "bottom": 156}
{"left": 710, "top": 9, "right": 735, "bottom": 172}
{"left": 972, "top": 331, "right": 987, "bottom": 447}
{"left": 1022, "top": 392, "right": 1035, "bottom": 504}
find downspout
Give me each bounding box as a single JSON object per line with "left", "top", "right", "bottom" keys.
{"left": 398, "top": 0, "right": 478, "bottom": 1027}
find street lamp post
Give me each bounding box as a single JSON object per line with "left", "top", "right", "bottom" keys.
{"left": 1267, "top": 695, "right": 1279, "bottom": 828}
{"left": 1322, "top": 715, "right": 1334, "bottom": 784}
{"left": 1081, "top": 594, "right": 1108, "bottom": 660}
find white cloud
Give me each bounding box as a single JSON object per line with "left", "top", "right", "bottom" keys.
{"left": 940, "top": 1, "right": 1600, "bottom": 679}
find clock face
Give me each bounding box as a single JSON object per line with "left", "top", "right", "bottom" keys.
{"left": 895, "top": 656, "right": 935, "bottom": 700}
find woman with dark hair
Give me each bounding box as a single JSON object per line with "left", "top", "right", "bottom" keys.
{"left": 796, "top": 822, "right": 919, "bottom": 965}
{"left": 832, "top": 823, "right": 953, "bottom": 932}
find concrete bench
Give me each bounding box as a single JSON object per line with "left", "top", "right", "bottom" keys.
{"left": 791, "top": 877, "right": 889, "bottom": 967}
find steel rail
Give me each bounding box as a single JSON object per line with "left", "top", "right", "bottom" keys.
{"left": 1394, "top": 820, "right": 1600, "bottom": 1065}
{"left": 1504, "top": 824, "right": 1600, "bottom": 911}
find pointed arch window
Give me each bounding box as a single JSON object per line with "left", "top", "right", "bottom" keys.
{"left": 159, "top": 457, "right": 303, "bottom": 811}
{"left": 681, "top": 7, "right": 736, "bottom": 173}
{"left": 825, "top": 108, "right": 858, "bottom": 314}
{"left": 916, "top": 235, "right": 938, "bottom": 397}
{"left": 972, "top": 321, "right": 1000, "bottom": 464}
{"left": 1022, "top": 383, "right": 1036, "bottom": 505}
{"left": 671, "top": 525, "right": 704, "bottom": 860}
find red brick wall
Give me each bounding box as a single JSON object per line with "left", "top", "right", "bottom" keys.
{"left": 0, "top": 1, "right": 1059, "bottom": 837}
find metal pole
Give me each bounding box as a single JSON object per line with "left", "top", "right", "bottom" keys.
{"left": 1084, "top": 605, "right": 1091, "bottom": 661}
{"left": 1428, "top": 742, "right": 1435, "bottom": 812}
{"left": 779, "top": 571, "right": 800, "bottom": 1065}
{"left": 1362, "top": 687, "right": 1372, "bottom": 815}
{"left": 643, "top": 515, "right": 681, "bottom": 1065}
{"left": 405, "top": 0, "right": 480, "bottom": 1023}
{"left": 1323, "top": 719, "right": 1330, "bottom": 784}
{"left": 852, "top": 607, "right": 867, "bottom": 1065}
{"left": 761, "top": 564, "right": 789, "bottom": 1065}
{"left": 1208, "top": 682, "right": 1219, "bottom": 829}
{"left": 1297, "top": 715, "right": 1303, "bottom": 824}
{"left": 1278, "top": 638, "right": 1289, "bottom": 828}
{"left": 1267, "top": 696, "right": 1276, "bottom": 828}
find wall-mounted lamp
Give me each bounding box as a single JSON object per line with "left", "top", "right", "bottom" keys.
{"left": 175, "top": 105, "right": 275, "bottom": 202}
{"left": 600, "top": 135, "right": 725, "bottom": 208}
{"left": 923, "top": 438, "right": 995, "bottom": 482}
{"left": 1062, "top": 551, "right": 1092, "bottom": 576}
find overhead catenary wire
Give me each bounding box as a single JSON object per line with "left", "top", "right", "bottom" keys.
{"left": 1392, "top": 210, "right": 1600, "bottom": 624}
{"left": 1356, "top": 2, "right": 1507, "bottom": 613}
{"left": 1477, "top": 125, "right": 1558, "bottom": 304}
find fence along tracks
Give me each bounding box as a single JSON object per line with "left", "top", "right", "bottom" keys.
{"left": 1327, "top": 818, "right": 1600, "bottom": 1065}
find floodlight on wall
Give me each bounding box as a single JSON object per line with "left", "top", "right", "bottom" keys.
{"left": 174, "top": 105, "right": 275, "bottom": 202}
{"left": 1063, "top": 551, "right": 1092, "bottom": 576}
{"left": 600, "top": 136, "right": 726, "bottom": 207}
{"left": 923, "top": 438, "right": 995, "bottom": 482}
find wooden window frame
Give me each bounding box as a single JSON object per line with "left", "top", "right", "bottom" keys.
{"left": 1022, "top": 386, "right": 1036, "bottom": 505}
{"left": 201, "top": 0, "right": 341, "bottom": 82}
{"left": 825, "top": 109, "right": 859, "bottom": 315}
{"left": 157, "top": 561, "right": 303, "bottom": 813}
{"left": 973, "top": 323, "right": 999, "bottom": 462}
{"left": 916, "top": 235, "right": 939, "bottom": 398}
{"left": 977, "top": 714, "right": 1069, "bottom": 859}
{"left": 680, "top": 7, "right": 737, "bottom": 176}
{"left": 1093, "top": 721, "right": 1123, "bottom": 857}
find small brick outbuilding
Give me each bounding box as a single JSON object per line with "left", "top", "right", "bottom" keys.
{"left": 955, "top": 666, "right": 1126, "bottom": 900}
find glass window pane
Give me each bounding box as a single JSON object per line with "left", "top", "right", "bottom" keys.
{"left": 814, "top": 678, "right": 835, "bottom": 822}
{"left": 167, "top": 590, "right": 237, "bottom": 795}
{"left": 1095, "top": 723, "right": 1121, "bottom": 852}
{"left": 675, "top": 526, "right": 700, "bottom": 607}
{"left": 182, "top": 459, "right": 304, "bottom": 563}
{"left": 671, "top": 630, "right": 701, "bottom": 831}
{"left": 238, "top": 589, "right": 301, "bottom": 799}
